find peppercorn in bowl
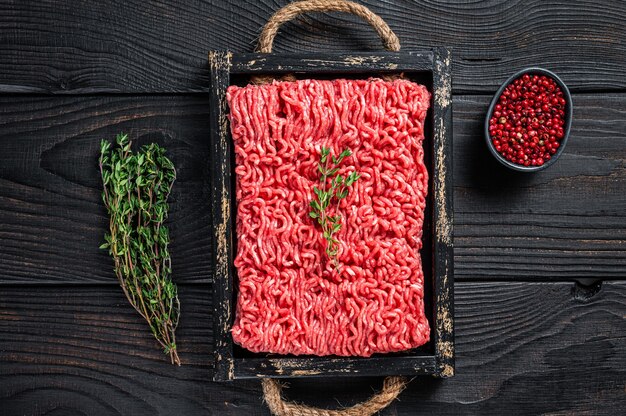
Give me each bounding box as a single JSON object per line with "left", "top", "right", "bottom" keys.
{"left": 485, "top": 68, "right": 573, "bottom": 172}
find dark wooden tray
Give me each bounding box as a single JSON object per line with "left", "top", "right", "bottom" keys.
{"left": 209, "top": 49, "right": 454, "bottom": 381}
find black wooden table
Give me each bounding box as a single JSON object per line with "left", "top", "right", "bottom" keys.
{"left": 0, "top": 1, "right": 624, "bottom": 414}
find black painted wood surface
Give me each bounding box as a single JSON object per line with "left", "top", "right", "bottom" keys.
{"left": 0, "top": 0, "right": 624, "bottom": 415}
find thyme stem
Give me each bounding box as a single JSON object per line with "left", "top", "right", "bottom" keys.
{"left": 99, "top": 133, "right": 180, "bottom": 365}
{"left": 309, "top": 147, "right": 360, "bottom": 268}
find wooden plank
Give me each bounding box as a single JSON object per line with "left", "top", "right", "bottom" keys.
{"left": 0, "top": 285, "right": 235, "bottom": 415}
{"left": 0, "top": 95, "right": 213, "bottom": 284}
{"left": 230, "top": 52, "right": 433, "bottom": 73}
{"left": 0, "top": 0, "right": 624, "bottom": 93}
{"left": 453, "top": 93, "right": 626, "bottom": 280}
{"left": 432, "top": 47, "right": 455, "bottom": 377}
{"left": 0, "top": 93, "right": 624, "bottom": 284}
{"left": 0, "top": 286, "right": 213, "bottom": 368}
{"left": 208, "top": 51, "right": 235, "bottom": 382}
{"left": 234, "top": 356, "right": 438, "bottom": 379}
{"left": 1, "top": 282, "right": 624, "bottom": 414}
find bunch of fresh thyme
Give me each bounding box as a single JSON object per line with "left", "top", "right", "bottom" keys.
{"left": 99, "top": 133, "right": 181, "bottom": 365}
{"left": 309, "top": 147, "right": 360, "bottom": 267}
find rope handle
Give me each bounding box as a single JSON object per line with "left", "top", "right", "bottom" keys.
{"left": 262, "top": 377, "right": 408, "bottom": 416}
{"left": 256, "top": 0, "right": 401, "bottom": 53}
{"left": 252, "top": 0, "right": 402, "bottom": 84}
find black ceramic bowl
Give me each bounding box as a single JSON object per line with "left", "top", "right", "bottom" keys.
{"left": 484, "top": 67, "right": 573, "bottom": 172}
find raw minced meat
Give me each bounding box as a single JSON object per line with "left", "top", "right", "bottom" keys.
{"left": 227, "top": 78, "right": 431, "bottom": 357}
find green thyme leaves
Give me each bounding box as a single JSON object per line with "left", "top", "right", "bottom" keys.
{"left": 309, "top": 147, "right": 360, "bottom": 267}
{"left": 99, "top": 133, "right": 180, "bottom": 365}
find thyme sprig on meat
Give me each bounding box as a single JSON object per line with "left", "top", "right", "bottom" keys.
{"left": 309, "top": 147, "right": 360, "bottom": 267}
{"left": 99, "top": 133, "right": 181, "bottom": 365}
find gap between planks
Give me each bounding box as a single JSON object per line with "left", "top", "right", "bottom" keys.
{"left": 0, "top": 279, "right": 621, "bottom": 287}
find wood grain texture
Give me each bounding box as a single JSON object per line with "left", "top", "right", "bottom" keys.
{"left": 454, "top": 93, "right": 626, "bottom": 280}
{"left": 0, "top": 286, "right": 223, "bottom": 415}
{"left": 229, "top": 52, "right": 434, "bottom": 73}
{"left": 1, "top": 1, "right": 624, "bottom": 415}
{"left": 0, "top": 95, "right": 213, "bottom": 284}
{"left": 232, "top": 356, "right": 438, "bottom": 379}
{"left": 208, "top": 51, "right": 235, "bottom": 381}
{"left": 1, "top": 93, "right": 624, "bottom": 284}
{"left": 282, "top": 281, "right": 626, "bottom": 415}
{"left": 0, "top": 0, "right": 624, "bottom": 93}
{"left": 1, "top": 282, "right": 624, "bottom": 415}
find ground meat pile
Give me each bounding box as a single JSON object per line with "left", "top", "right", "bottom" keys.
{"left": 227, "top": 78, "right": 431, "bottom": 357}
